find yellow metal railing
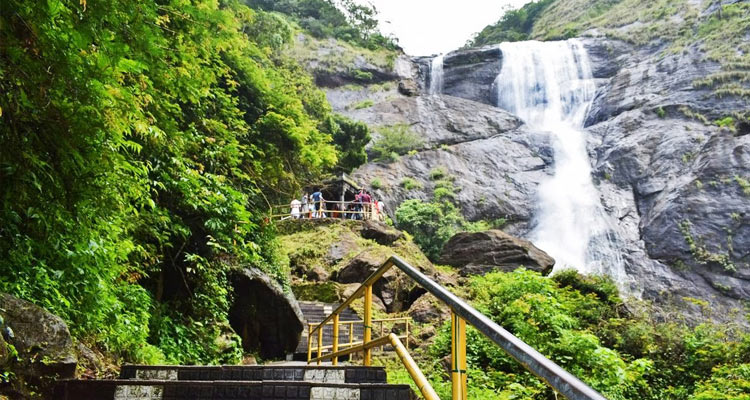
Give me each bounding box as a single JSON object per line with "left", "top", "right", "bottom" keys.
{"left": 306, "top": 317, "right": 410, "bottom": 361}
{"left": 307, "top": 255, "right": 608, "bottom": 400}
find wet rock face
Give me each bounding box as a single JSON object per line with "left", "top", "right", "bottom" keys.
{"left": 416, "top": 46, "right": 503, "bottom": 106}
{"left": 582, "top": 36, "right": 750, "bottom": 323}
{"left": 347, "top": 95, "right": 547, "bottom": 236}
{"left": 325, "top": 35, "right": 749, "bottom": 324}
{"left": 229, "top": 268, "right": 304, "bottom": 359}
{"left": 0, "top": 293, "right": 78, "bottom": 399}
{"left": 440, "top": 230, "right": 555, "bottom": 276}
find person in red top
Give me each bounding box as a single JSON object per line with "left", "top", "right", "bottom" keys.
{"left": 360, "top": 190, "right": 372, "bottom": 220}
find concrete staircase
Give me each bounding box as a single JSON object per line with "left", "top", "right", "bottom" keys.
{"left": 296, "top": 302, "right": 364, "bottom": 359}
{"left": 54, "top": 365, "right": 415, "bottom": 399}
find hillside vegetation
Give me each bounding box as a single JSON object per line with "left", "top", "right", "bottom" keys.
{"left": 0, "top": 0, "right": 372, "bottom": 367}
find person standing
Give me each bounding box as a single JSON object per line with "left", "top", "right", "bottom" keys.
{"left": 311, "top": 188, "right": 324, "bottom": 218}
{"left": 301, "top": 194, "right": 309, "bottom": 218}
{"left": 361, "top": 190, "right": 372, "bottom": 220}
{"left": 290, "top": 198, "right": 302, "bottom": 219}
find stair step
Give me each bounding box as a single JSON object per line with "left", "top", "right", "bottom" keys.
{"left": 54, "top": 379, "right": 414, "bottom": 400}
{"left": 119, "top": 365, "right": 387, "bottom": 384}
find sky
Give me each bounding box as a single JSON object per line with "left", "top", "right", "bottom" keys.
{"left": 357, "top": 0, "right": 532, "bottom": 56}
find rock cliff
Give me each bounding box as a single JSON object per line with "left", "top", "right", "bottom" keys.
{"left": 293, "top": 24, "right": 749, "bottom": 324}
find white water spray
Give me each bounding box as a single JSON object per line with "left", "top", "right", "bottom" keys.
{"left": 494, "top": 40, "right": 625, "bottom": 278}
{"left": 429, "top": 54, "right": 444, "bottom": 95}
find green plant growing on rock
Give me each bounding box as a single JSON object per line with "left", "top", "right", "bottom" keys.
{"left": 400, "top": 178, "right": 423, "bottom": 190}
{"left": 734, "top": 175, "right": 750, "bottom": 196}
{"left": 371, "top": 124, "right": 424, "bottom": 162}
{"left": 352, "top": 99, "right": 375, "bottom": 109}
{"left": 371, "top": 178, "right": 383, "bottom": 190}
{"left": 679, "top": 220, "right": 736, "bottom": 272}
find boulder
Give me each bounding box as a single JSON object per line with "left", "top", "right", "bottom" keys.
{"left": 306, "top": 266, "right": 330, "bottom": 282}
{"left": 228, "top": 268, "right": 304, "bottom": 359}
{"left": 408, "top": 294, "right": 450, "bottom": 324}
{"left": 0, "top": 293, "right": 77, "bottom": 398}
{"left": 398, "top": 79, "right": 419, "bottom": 96}
{"left": 440, "top": 230, "right": 555, "bottom": 275}
{"left": 357, "top": 221, "right": 403, "bottom": 245}
{"left": 335, "top": 251, "right": 416, "bottom": 313}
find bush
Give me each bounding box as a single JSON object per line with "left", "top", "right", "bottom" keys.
{"left": 425, "top": 269, "right": 750, "bottom": 400}
{"left": 371, "top": 124, "right": 424, "bottom": 161}
{"left": 371, "top": 178, "right": 383, "bottom": 190}
{"left": 400, "top": 177, "right": 423, "bottom": 190}
{"left": 395, "top": 200, "right": 465, "bottom": 261}
{"left": 352, "top": 99, "right": 375, "bottom": 109}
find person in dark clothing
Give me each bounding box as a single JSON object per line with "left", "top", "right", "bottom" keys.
{"left": 311, "top": 188, "right": 324, "bottom": 218}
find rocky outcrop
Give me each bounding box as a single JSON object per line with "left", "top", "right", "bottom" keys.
{"left": 358, "top": 220, "right": 403, "bottom": 245}
{"left": 440, "top": 230, "right": 555, "bottom": 275}
{"left": 313, "top": 28, "right": 749, "bottom": 324}
{"left": 346, "top": 95, "right": 547, "bottom": 236}
{"left": 408, "top": 293, "right": 450, "bottom": 324}
{"left": 278, "top": 219, "right": 442, "bottom": 313}
{"left": 228, "top": 268, "right": 304, "bottom": 359}
{"left": 579, "top": 36, "right": 750, "bottom": 323}
{"left": 416, "top": 46, "right": 503, "bottom": 106}
{"left": 0, "top": 293, "right": 78, "bottom": 399}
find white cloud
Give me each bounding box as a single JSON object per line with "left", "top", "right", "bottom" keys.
{"left": 357, "top": 0, "right": 531, "bottom": 56}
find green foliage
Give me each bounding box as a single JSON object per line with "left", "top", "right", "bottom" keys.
{"left": 395, "top": 200, "right": 465, "bottom": 261}
{"left": 371, "top": 124, "right": 424, "bottom": 162}
{"left": 246, "top": 0, "right": 398, "bottom": 50}
{"left": 469, "top": 0, "right": 557, "bottom": 46}
{"left": 352, "top": 69, "right": 374, "bottom": 81}
{"left": 352, "top": 99, "right": 375, "bottom": 109}
{"left": 0, "top": 0, "right": 341, "bottom": 364}
{"left": 400, "top": 177, "right": 423, "bottom": 191}
{"left": 371, "top": 178, "right": 383, "bottom": 190}
{"left": 323, "top": 114, "right": 370, "bottom": 172}
{"left": 429, "top": 167, "right": 448, "bottom": 181}
{"left": 427, "top": 269, "right": 750, "bottom": 400}
{"left": 736, "top": 175, "right": 750, "bottom": 196}
{"left": 690, "top": 364, "right": 750, "bottom": 400}
{"left": 657, "top": 107, "right": 667, "bottom": 118}
{"left": 679, "top": 221, "right": 736, "bottom": 272}
{"left": 715, "top": 117, "right": 735, "bottom": 129}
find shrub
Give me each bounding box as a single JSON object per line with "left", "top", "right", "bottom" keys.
{"left": 395, "top": 200, "right": 464, "bottom": 261}
{"left": 400, "top": 177, "right": 423, "bottom": 190}
{"left": 429, "top": 167, "right": 448, "bottom": 181}
{"left": 371, "top": 178, "right": 383, "bottom": 190}
{"left": 352, "top": 99, "right": 375, "bottom": 109}
{"left": 371, "top": 124, "right": 424, "bottom": 161}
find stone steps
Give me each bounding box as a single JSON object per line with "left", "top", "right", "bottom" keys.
{"left": 296, "top": 302, "right": 365, "bottom": 356}
{"left": 54, "top": 380, "right": 413, "bottom": 400}
{"left": 55, "top": 365, "right": 414, "bottom": 400}
{"left": 119, "top": 365, "right": 387, "bottom": 384}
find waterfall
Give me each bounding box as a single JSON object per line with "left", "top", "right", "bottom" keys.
{"left": 494, "top": 40, "right": 625, "bottom": 280}
{"left": 429, "top": 54, "right": 444, "bottom": 95}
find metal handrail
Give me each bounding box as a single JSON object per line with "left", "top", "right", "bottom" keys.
{"left": 308, "top": 255, "right": 608, "bottom": 400}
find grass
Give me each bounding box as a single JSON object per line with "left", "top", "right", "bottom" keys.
{"left": 352, "top": 99, "right": 375, "bottom": 110}
{"left": 287, "top": 27, "right": 397, "bottom": 78}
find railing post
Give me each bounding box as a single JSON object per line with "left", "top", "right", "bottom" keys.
{"left": 363, "top": 284, "right": 373, "bottom": 366}
{"left": 317, "top": 323, "right": 323, "bottom": 366}
{"left": 332, "top": 314, "right": 340, "bottom": 366}
{"left": 405, "top": 319, "right": 409, "bottom": 350}
{"left": 307, "top": 324, "right": 313, "bottom": 363}
{"left": 451, "top": 312, "right": 467, "bottom": 400}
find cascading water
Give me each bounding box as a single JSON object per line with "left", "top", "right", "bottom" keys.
{"left": 493, "top": 39, "right": 626, "bottom": 280}
{"left": 429, "top": 54, "right": 444, "bottom": 95}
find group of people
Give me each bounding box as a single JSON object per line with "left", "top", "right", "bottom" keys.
{"left": 288, "top": 188, "right": 385, "bottom": 221}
